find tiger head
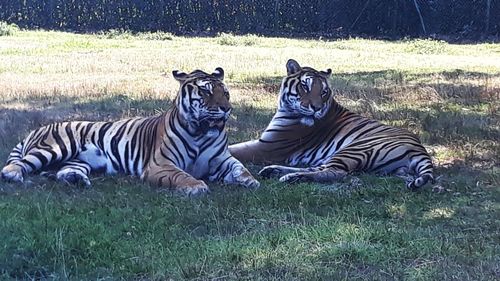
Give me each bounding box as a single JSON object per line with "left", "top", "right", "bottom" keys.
{"left": 279, "top": 59, "right": 333, "bottom": 126}
{"left": 173, "top": 67, "right": 231, "bottom": 137}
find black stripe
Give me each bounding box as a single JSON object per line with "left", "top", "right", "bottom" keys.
{"left": 110, "top": 120, "right": 132, "bottom": 172}
{"left": 52, "top": 123, "right": 69, "bottom": 162}
{"left": 20, "top": 159, "right": 36, "bottom": 171}
{"left": 372, "top": 149, "right": 420, "bottom": 171}
{"left": 333, "top": 119, "right": 374, "bottom": 152}
{"left": 65, "top": 123, "right": 77, "bottom": 156}
{"left": 97, "top": 122, "right": 113, "bottom": 150}
{"left": 124, "top": 142, "right": 130, "bottom": 174}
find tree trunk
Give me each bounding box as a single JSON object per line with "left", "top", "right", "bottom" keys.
{"left": 413, "top": 0, "right": 426, "bottom": 35}
{"left": 485, "top": 0, "right": 491, "bottom": 34}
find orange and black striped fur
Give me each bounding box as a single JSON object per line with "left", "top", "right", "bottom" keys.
{"left": 1, "top": 68, "right": 259, "bottom": 195}
{"left": 229, "top": 59, "right": 434, "bottom": 190}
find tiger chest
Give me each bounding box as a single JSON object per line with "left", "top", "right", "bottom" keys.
{"left": 167, "top": 132, "right": 224, "bottom": 180}
{"left": 184, "top": 154, "right": 212, "bottom": 179}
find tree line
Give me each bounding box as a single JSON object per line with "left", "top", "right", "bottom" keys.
{"left": 0, "top": 0, "right": 498, "bottom": 39}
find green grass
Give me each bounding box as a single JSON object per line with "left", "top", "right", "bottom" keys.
{"left": 0, "top": 31, "right": 499, "bottom": 280}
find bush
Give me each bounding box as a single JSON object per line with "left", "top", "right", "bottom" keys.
{"left": 0, "top": 21, "right": 19, "bottom": 36}
{"left": 241, "top": 34, "right": 260, "bottom": 46}
{"left": 217, "top": 33, "right": 239, "bottom": 46}
{"left": 99, "top": 29, "right": 174, "bottom": 41}
{"left": 403, "top": 39, "right": 448, "bottom": 55}
{"left": 217, "top": 33, "right": 260, "bottom": 46}
{"left": 98, "top": 29, "right": 134, "bottom": 39}
{"left": 138, "top": 31, "right": 174, "bottom": 41}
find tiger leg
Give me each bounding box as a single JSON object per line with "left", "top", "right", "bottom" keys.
{"left": 142, "top": 164, "right": 209, "bottom": 196}
{"left": 406, "top": 151, "right": 434, "bottom": 191}
{"left": 53, "top": 159, "right": 92, "bottom": 186}
{"left": 1, "top": 162, "right": 25, "bottom": 183}
{"left": 361, "top": 140, "right": 435, "bottom": 190}
{"left": 278, "top": 148, "right": 361, "bottom": 184}
{"left": 259, "top": 165, "right": 319, "bottom": 178}
{"left": 279, "top": 166, "right": 348, "bottom": 183}
{"left": 4, "top": 142, "right": 23, "bottom": 165}
{"left": 1, "top": 147, "right": 63, "bottom": 183}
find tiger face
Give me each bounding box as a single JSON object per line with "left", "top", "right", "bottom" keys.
{"left": 173, "top": 68, "right": 231, "bottom": 137}
{"left": 279, "top": 59, "right": 333, "bottom": 126}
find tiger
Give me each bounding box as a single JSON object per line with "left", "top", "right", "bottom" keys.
{"left": 229, "top": 59, "right": 434, "bottom": 190}
{"left": 1, "top": 67, "right": 260, "bottom": 195}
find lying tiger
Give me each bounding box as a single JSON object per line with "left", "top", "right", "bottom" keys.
{"left": 229, "top": 59, "right": 434, "bottom": 190}
{"left": 1, "top": 68, "right": 259, "bottom": 195}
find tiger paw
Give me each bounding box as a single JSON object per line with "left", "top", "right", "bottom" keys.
{"left": 259, "top": 165, "right": 286, "bottom": 178}
{"left": 231, "top": 167, "right": 260, "bottom": 189}
{"left": 178, "top": 180, "right": 209, "bottom": 197}
{"left": 279, "top": 172, "right": 306, "bottom": 183}
{"left": 40, "top": 171, "right": 58, "bottom": 181}
{"left": 239, "top": 176, "right": 260, "bottom": 189}
{"left": 56, "top": 168, "right": 91, "bottom": 187}
{"left": 1, "top": 164, "right": 24, "bottom": 183}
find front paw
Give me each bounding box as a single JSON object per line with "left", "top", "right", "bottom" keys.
{"left": 279, "top": 172, "right": 306, "bottom": 183}
{"left": 178, "top": 180, "right": 209, "bottom": 197}
{"left": 1, "top": 164, "right": 24, "bottom": 183}
{"left": 240, "top": 176, "right": 260, "bottom": 189}
{"left": 56, "top": 168, "right": 91, "bottom": 187}
{"left": 230, "top": 166, "right": 260, "bottom": 189}
{"left": 259, "top": 165, "right": 286, "bottom": 178}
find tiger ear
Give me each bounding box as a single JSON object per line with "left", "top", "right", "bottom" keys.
{"left": 172, "top": 70, "right": 189, "bottom": 83}
{"left": 320, "top": 68, "right": 332, "bottom": 77}
{"left": 286, "top": 59, "right": 301, "bottom": 75}
{"left": 211, "top": 67, "right": 224, "bottom": 80}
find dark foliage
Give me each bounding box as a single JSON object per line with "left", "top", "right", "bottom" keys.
{"left": 0, "top": 0, "right": 498, "bottom": 39}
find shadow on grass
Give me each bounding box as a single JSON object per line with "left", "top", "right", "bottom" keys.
{"left": 242, "top": 69, "right": 499, "bottom": 106}
{"left": 374, "top": 105, "right": 498, "bottom": 144}
{"left": 337, "top": 70, "right": 498, "bottom": 104}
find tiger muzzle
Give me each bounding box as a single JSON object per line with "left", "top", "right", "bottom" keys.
{"left": 199, "top": 116, "right": 226, "bottom": 134}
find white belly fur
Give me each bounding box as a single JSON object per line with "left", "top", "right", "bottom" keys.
{"left": 77, "top": 144, "right": 117, "bottom": 174}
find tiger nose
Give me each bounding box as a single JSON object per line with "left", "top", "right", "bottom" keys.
{"left": 220, "top": 105, "right": 231, "bottom": 112}
{"left": 310, "top": 104, "right": 321, "bottom": 112}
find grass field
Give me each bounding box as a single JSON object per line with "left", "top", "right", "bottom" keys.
{"left": 0, "top": 29, "right": 499, "bottom": 280}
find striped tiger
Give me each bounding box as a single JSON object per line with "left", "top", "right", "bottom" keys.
{"left": 229, "top": 59, "right": 434, "bottom": 190}
{"left": 1, "top": 68, "right": 260, "bottom": 195}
